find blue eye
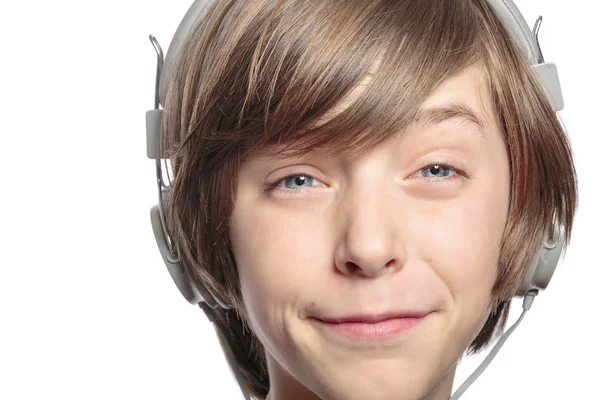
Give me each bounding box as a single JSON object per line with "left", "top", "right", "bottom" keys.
{"left": 413, "top": 163, "right": 462, "bottom": 182}
{"left": 265, "top": 174, "right": 322, "bottom": 193}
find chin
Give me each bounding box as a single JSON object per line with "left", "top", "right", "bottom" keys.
{"left": 305, "top": 359, "right": 438, "bottom": 400}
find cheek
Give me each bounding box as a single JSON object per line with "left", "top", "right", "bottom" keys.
{"left": 409, "top": 190, "right": 507, "bottom": 357}
{"left": 449, "top": 205, "right": 503, "bottom": 284}
{"left": 411, "top": 174, "right": 508, "bottom": 297}
{"left": 230, "top": 202, "right": 327, "bottom": 331}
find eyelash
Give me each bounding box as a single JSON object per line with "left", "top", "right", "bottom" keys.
{"left": 264, "top": 162, "right": 468, "bottom": 194}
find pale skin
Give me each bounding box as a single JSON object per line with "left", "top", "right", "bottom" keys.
{"left": 229, "top": 64, "right": 510, "bottom": 400}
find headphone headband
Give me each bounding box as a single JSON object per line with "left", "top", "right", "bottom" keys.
{"left": 155, "top": 0, "right": 564, "bottom": 111}
{"left": 158, "top": 0, "right": 214, "bottom": 108}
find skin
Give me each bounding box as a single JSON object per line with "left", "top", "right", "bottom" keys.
{"left": 228, "top": 64, "right": 510, "bottom": 400}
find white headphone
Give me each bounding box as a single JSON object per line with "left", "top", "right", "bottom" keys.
{"left": 145, "top": 1, "right": 567, "bottom": 399}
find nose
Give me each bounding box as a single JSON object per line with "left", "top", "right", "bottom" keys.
{"left": 334, "top": 177, "right": 403, "bottom": 278}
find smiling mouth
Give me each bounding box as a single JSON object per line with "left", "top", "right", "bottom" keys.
{"left": 309, "top": 314, "right": 427, "bottom": 341}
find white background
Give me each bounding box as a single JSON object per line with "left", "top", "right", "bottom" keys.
{"left": 0, "top": 1, "right": 598, "bottom": 399}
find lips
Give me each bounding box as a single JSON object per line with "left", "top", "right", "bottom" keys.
{"left": 309, "top": 310, "right": 430, "bottom": 342}
{"left": 311, "top": 310, "right": 430, "bottom": 324}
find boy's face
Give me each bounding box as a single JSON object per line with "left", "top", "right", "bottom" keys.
{"left": 229, "top": 64, "right": 510, "bottom": 400}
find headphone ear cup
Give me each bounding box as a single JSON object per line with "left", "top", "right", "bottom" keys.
{"left": 150, "top": 205, "right": 229, "bottom": 309}
{"left": 516, "top": 220, "right": 566, "bottom": 297}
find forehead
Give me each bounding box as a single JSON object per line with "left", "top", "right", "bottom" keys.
{"left": 418, "top": 64, "right": 494, "bottom": 130}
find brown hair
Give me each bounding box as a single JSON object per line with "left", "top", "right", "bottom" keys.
{"left": 161, "top": 0, "right": 578, "bottom": 398}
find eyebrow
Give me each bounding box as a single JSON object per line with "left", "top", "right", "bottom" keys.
{"left": 410, "top": 102, "right": 487, "bottom": 139}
